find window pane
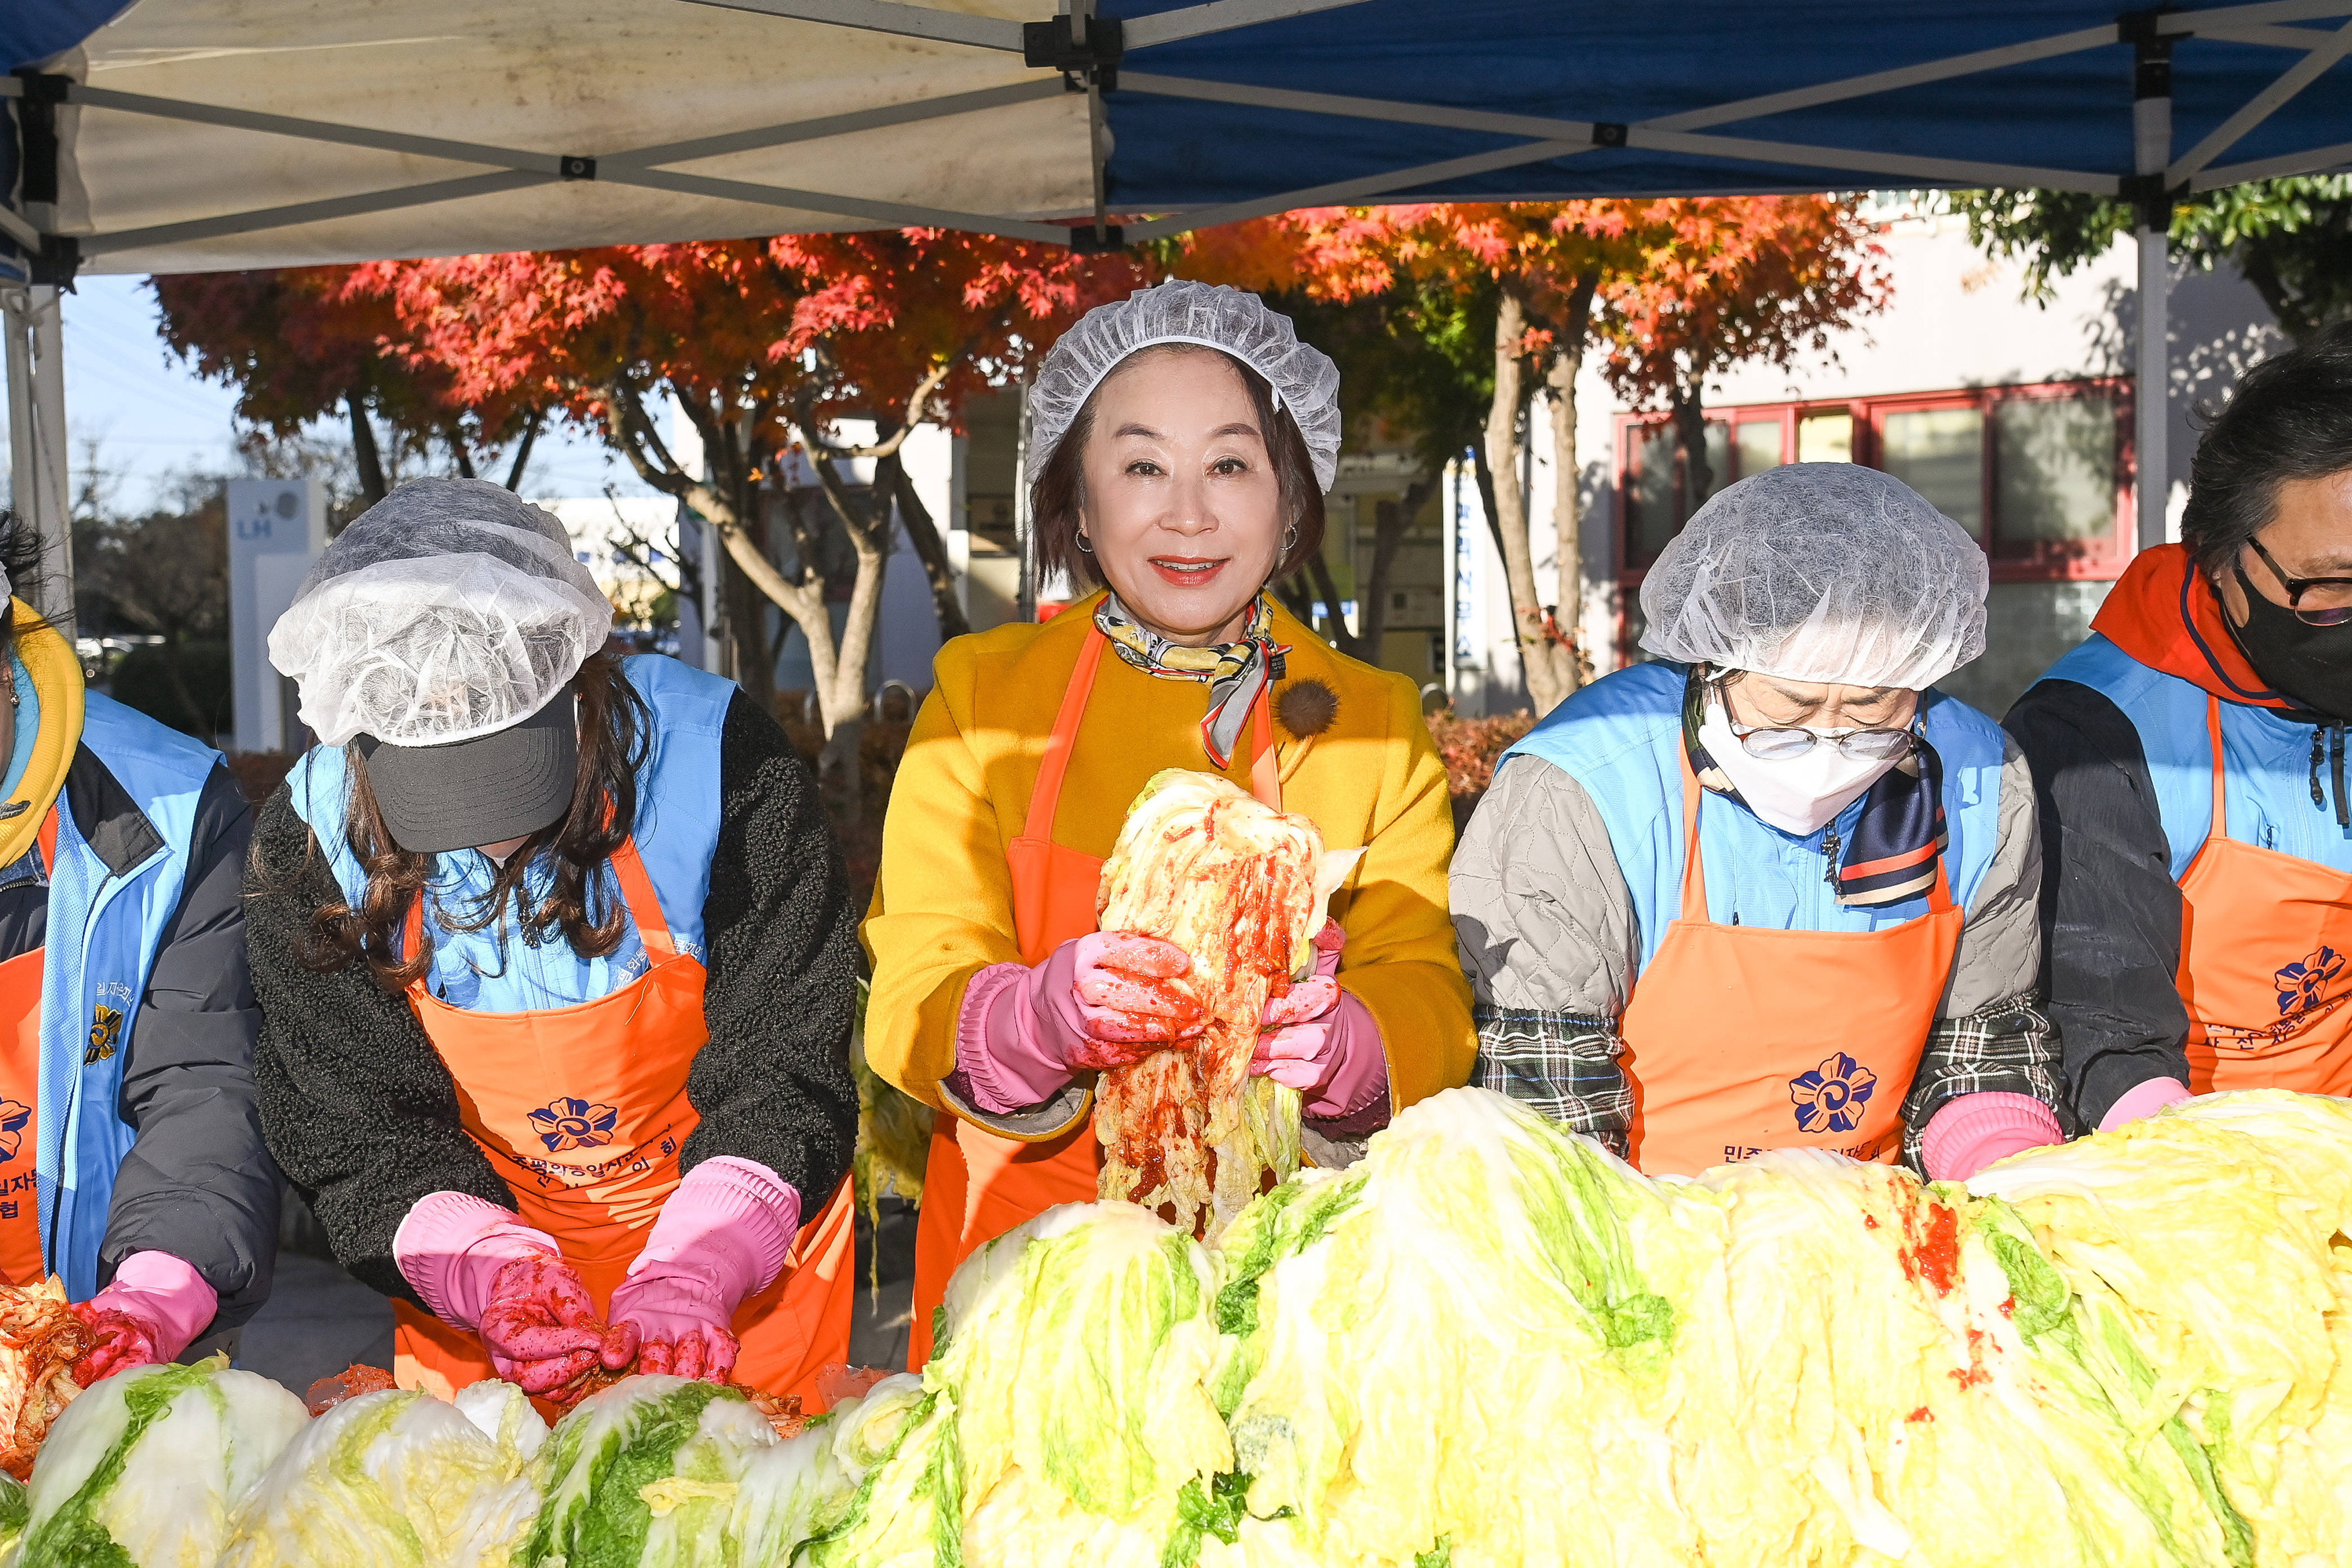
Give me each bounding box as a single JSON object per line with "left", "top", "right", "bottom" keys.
{"left": 1995, "top": 396, "right": 2117, "bottom": 542}
{"left": 1627, "top": 426, "right": 1680, "bottom": 564}
{"left": 1797, "top": 413, "right": 1852, "bottom": 463}
{"left": 1696, "top": 421, "right": 1730, "bottom": 508}
{"left": 1736, "top": 421, "right": 1784, "bottom": 479}
{"left": 1881, "top": 407, "right": 1985, "bottom": 538}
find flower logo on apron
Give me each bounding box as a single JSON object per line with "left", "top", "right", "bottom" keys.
{"left": 1788, "top": 1053, "right": 1878, "bottom": 1135}
{"left": 0, "top": 1100, "right": 24, "bottom": 1162}
{"left": 528, "top": 1097, "right": 621, "bottom": 1154}
{"left": 2275, "top": 946, "right": 2345, "bottom": 1017}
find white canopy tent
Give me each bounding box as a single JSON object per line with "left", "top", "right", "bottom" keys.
{"left": 7, "top": 0, "right": 2352, "bottom": 620}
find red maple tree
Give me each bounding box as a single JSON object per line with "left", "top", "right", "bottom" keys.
{"left": 353, "top": 234, "right": 1148, "bottom": 755}
{"left": 1596, "top": 198, "right": 1894, "bottom": 504}
{"left": 152, "top": 268, "right": 543, "bottom": 504}
{"left": 1185, "top": 197, "right": 1888, "bottom": 712}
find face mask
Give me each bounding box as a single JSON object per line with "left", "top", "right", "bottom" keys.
{"left": 1696, "top": 697, "right": 1904, "bottom": 838}
{"left": 2229, "top": 563, "right": 2352, "bottom": 721}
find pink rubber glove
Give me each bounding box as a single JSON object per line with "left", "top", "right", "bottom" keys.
{"left": 1250, "top": 923, "right": 1389, "bottom": 1120}
{"left": 1921, "top": 1092, "right": 2065, "bottom": 1181}
{"left": 395, "top": 1191, "right": 634, "bottom": 1393}
{"left": 954, "top": 932, "right": 1210, "bottom": 1113}
{"left": 2097, "top": 1076, "right": 2193, "bottom": 1133}
{"left": 608, "top": 1157, "right": 800, "bottom": 1385}
{"left": 480, "top": 1255, "right": 639, "bottom": 1395}
{"left": 66, "top": 1251, "right": 217, "bottom": 1382}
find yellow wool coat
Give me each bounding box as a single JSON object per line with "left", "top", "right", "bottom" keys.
{"left": 862, "top": 591, "right": 1474, "bottom": 1124}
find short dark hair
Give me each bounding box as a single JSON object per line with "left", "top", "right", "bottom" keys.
{"left": 1031, "top": 344, "right": 1326, "bottom": 594}
{"left": 2181, "top": 320, "right": 2352, "bottom": 574}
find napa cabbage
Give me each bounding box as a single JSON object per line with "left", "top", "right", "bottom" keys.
{"left": 18, "top": 1355, "right": 306, "bottom": 1568}
{"left": 217, "top": 1382, "right": 546, "bottom": 1568}
{"left": 518, "top": 1375, "right": 777, "bottom": 1568}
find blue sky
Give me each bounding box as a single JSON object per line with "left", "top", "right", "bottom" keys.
{"left": 12, "top": 274, "right": 662, "bottom": 515}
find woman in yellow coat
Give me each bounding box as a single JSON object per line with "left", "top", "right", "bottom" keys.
{"left": 864, "top": 282, "right": 1472, "bottom": 1366}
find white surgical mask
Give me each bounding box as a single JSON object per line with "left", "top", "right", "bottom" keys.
{"left": 1696, "top": 697, "right": 1902, "bottom": 838}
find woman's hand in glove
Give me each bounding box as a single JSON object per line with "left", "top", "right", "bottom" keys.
{"left": 607, "top": 1273, "right": 741, "bottom": 1383}
{"left": 68, "top": 1304, "right": 163, "bottom": 1384}
{"left": 949, "top": 932, "right": 1208, "bottom": 1113}
{"left": 1066, "top": 932, "right": 1209, "bottom": 1066}
{"left": 1250, "top": 922, "right": 1349, "bottom": 1093}
{"left": 606, "top": 1157, "right": 797, "bottom": 1386}
{"left": 66, "top": 1252, "right": 219, "bottom": 1383}
{"left": 478, "top": 1254, "right": 638, "bottom": 1395}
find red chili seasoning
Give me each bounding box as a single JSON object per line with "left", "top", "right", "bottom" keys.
{"left": 1899, "top": 1202, "right": 1963, "bottom": 1296}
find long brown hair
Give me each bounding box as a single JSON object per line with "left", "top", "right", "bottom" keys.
{"left": 299, "top": 652, "right": 653, "bottom": 991}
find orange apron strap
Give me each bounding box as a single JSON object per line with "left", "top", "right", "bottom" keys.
{"left": 605, "top": 838, "right": 676, "bottom": 960}
{"left": 1248, "top": 690, "right": 1281, "bottom": 810}
{"left": 35, "top": 807, "right": 55, "bottom": 874}
{"left": 2204, "top": 694, "right": 2229, "bottom": 843}
{"left": 1025, "top": 632, "right": 1106, "bottom": 848}
{"left": 1677, "top": 744, "right": 1712, "bottom": 924}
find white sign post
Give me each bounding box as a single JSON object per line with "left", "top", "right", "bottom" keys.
{"left": 226, "top": 479, "right": 326, "bottom": 754}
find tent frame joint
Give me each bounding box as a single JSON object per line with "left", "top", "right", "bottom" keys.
{"left": 559, "top": 154, "right": 598, "bottom": 181}
{"left": 1024, "top": 14, "right": 1124, "bottom": 93}
{"left": 11, "top": 72, "right": 70, "bottom": 107}
{"left": 1068, "top": 221, "right": 1127, "bottom": 253}
{"left": 2117, "top": 7, "right": 2188, "bottom": 49}
{"left": 2119, "top": 171, "right": 2182, "bottom": 228}
{"left": 1591, "top": 122, "right": 1629, "bottom": 148}
{"left": 26, "top": 236, "right": 78, "bottom": 288}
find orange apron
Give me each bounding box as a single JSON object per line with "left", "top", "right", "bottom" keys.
{"left": 392, "top": 835, "right": 855, "bottom": 1406}
{"left": 906, "top": 631, "right": 1278, "bottom": 1368}
{"left": 2179, "top": 697, "right": 2352, "bottom": 1095}
{"left": 1614, "top": 748, "right": 1963, "bottom": 1177}
{"left": 0, "top": 812, "right": 56, "bottom": 1285}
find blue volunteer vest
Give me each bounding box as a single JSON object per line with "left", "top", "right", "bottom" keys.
{"left": 1499, "top": 661, "right": 2011, "bottom": 978}
{"left": 2036, "top": 632, "right": 2352, "bottom": 881}
{"left": 287, "top": 656, "right": 732, "bottom": 1015}
{"left": 33, "top": 694, "right": 222, "bottom": 1298}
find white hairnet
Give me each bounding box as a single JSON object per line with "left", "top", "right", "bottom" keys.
{"left": 269, "top": 477, "right": 614, "bottom": 747}
{"left": 1638, "top": 463, "right": 1987, "bottom": 690}
{"left": 1030, "top": 279, "right": 1343, "bottom": 491}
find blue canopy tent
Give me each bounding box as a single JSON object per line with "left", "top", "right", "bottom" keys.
{"left": 6, "top": 0, "right": 2351, "bottom": 610}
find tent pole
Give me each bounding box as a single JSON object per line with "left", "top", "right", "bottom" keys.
{"left": 2, "top": 286, "right": 74, "bottom": 625}
{"left": 2132, "top": 28, "right": 2174, "bottom": 554}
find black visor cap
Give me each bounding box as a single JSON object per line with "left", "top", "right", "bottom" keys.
{"left": 355, "top": 695, "right": 578, "bottom": 855}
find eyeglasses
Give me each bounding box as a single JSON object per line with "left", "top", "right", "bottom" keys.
{"left": 2246, "top": 537, "right": 2352, "bottom": 626}
{"left": 1708, "top": 670, "right": 1918, "bottom": 762}
{"left": 1723, "top": 715, "right": 1917, "bottom": 763}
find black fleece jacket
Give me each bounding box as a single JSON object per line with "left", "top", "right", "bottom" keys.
{"left": 246, "top": 689, "right": 861, "bottom": 1306}
{"left": 2002, "top": 679, "right": 2193, "bottom": 1129}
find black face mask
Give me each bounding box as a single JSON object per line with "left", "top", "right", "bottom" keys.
{"left": 2229, "top": 563, "right": 2352, "bottom": 722}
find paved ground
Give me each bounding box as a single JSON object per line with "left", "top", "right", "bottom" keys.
{"left": 237, "top": 1195, "right": 923, "bottom": 1391}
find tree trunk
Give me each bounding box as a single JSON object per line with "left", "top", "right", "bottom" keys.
{"left": 887, "top": 454, "right": 970, "bottom": 641}
{"left": 1357, "top": 481, "right": 1429, "bottom": 663}
{"left": 503, "top": 412, "right": 542, "bottom": 492}
{"left": 347, "top": 389, "right": 387, "bottom": 505}
{"left": 1672, "top": 378, "right": 1715, "bottom": 513}
{"left": 1485, "top": 284, "right": 1571, "bottom": 716}
{"left": 447, "top": 423, "right": 478, "bottom": 480}
{"left": 1545, "top": 270, "right": 1601, "bottom": 694}
{"left": 725, "top": 549, "right": 776, "bottom": 709}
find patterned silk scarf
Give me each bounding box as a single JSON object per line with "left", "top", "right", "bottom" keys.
{"left": 1679, "top": 666, "right": 1948, "bottom": 908}
{"left": 1094, "top": 591, "right": 1290, "bottom": 769}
